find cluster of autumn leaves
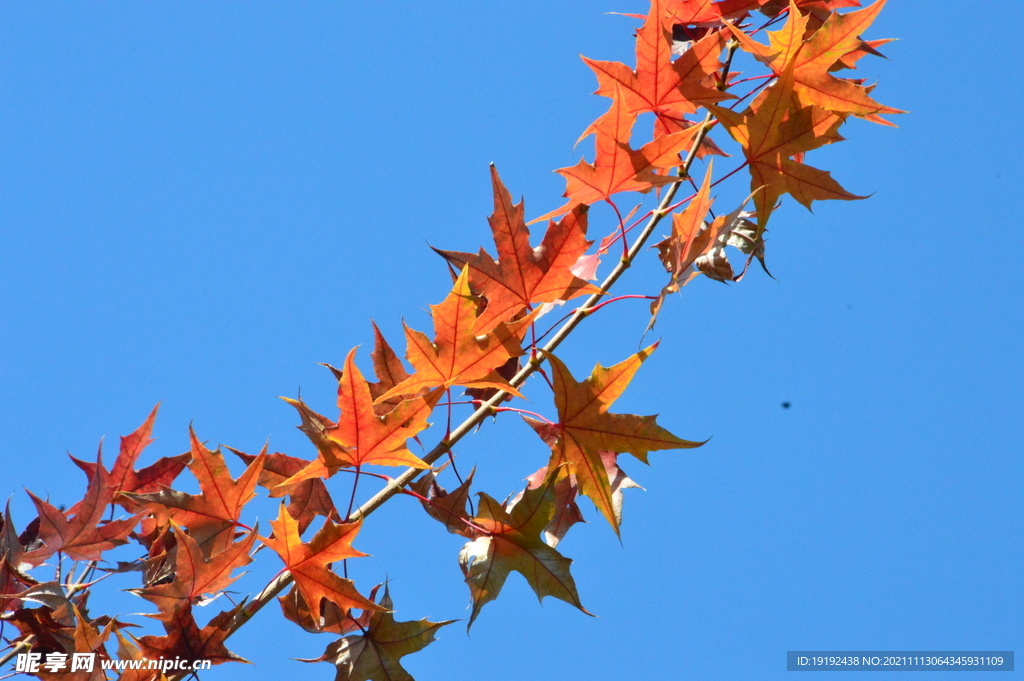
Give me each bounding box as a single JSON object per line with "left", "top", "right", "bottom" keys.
{"left": 1, "top": 1, "right": 896, "bottom": 679}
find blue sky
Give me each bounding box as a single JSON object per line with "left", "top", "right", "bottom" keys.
{"left": 1, "top": 2, "right": 1021, "bottom": 680}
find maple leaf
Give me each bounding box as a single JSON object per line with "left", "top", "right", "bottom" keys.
{"left": 708, "top": 58, "right": 861, "bottom": 230}
{"left": 832, "top": 37, "right": 893, "bottom": 71}
{"left": 536, "top": 86, "right": 703, "bottom": 223}
{"left": 302, "top": 584, "right": 454, "bottom": 681}
{"left": 63, "top": 606, "right": 118, "bottom": 681}
{"left": 527, "top": 347, "right": 704, "bottom": 534}
{"left": 665, "top": 0, "right": 766, "bottom": 26}
{"left": 433, "top": 165, "right": 601, "bottom": 333}
{"left": 517, "top": 465, "right": 586, "bottom": 548}
{"left": 260, "top": 503, "right": 383, "bottom": 616}
{"left": 127, "top": 428, "right": 264, "bottom": 556}
{"left": 409, "top": 467, "right": 475, "bottom": 536}
{"left": 367, "top": 321, "right": 414, "bottom": 415}
{"left": 4, "top": 606, "right": 76, "bottom": 658}
{"left": 650, "top": 160, "right": 717, "bottom": 322}
{"left": 23, "top": 451, "right": 139, "bottom": 565}
{"left": 459, "top": 472, "right": 590, "bottom": 629}
{"left": 463, "top": 355, "right": 520, "bottom": 404}
{"left": 5, "top": 599, "right": 122, "bottom": 680}
{"left": 114, "top": 630, "right": 163, "bottom": 681}
{"left": 650, "top": 167, "right": 770, "bottom": 324}
{"left": 583, "top": 1, "right": 732, "bottom": 137}
{"left": 1, "top": 504, "right": 37, "bottom": 612}
{"left": 133, "top": 523, "right": 256, "bottom": 621}
{"left": 22, "top": 603, "right": 120, "bottom": 680}
{"left": 137, "top": 602, "right": 249, "bottom": 666}
{"left": 279, "top": 583, "right": 371, "bottom": 635}
{"left": 279, "top": 396, "right": 349, "bottom": 474}
{"left": 274, "top": 349, "right": 443, "bottom": 495}
{"left": 375, "top": 267, "right": 536, "bottom": 402}
{"left": 760, "top": 0, "right": 863, "bottom": 23}
{"left": 729, "top": 0, "right": 902, "bottom": 121}
{"left": 71, "top": 405, "right": 190, "bottom": 513}
{"left": 519, "top": 447, "right": 645, "bottom": 549}
{"left": 313, "top": 348, "right": 439, "bottom": 470}
{"left": 229, "top": 446, "right": 341, "bottom": 534}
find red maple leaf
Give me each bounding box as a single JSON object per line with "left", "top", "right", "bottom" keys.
{"left": 433, "top": 165, "right": 600, "bottom": 333}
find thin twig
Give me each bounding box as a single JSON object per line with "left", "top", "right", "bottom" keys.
{"left": 0, "top": 638, "right": 33, "bottom": 670}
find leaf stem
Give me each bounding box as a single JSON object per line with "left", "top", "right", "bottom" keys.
{"left": 491, "top": 407, "right": 554, "bottom": 424}
{"left": 606, "top": 198, "right": 630, "bottom": 260}
{"left": 345, "top": 464, "right": 362, "bottom": 523}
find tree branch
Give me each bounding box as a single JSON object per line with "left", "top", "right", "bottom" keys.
{"left": 169, "top": 35, "right": 742, "bottom": 678}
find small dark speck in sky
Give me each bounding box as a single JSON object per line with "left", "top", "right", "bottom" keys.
{"left": 781, "top": 402, "right": 791, "bottom": 409}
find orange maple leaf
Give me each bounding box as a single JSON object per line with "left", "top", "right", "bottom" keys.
{"left": 459, "top": 473, "right": 590, "bottom": 629}
{"left": 375, "top": 267, "right": 535, "bottom": 402}
{"left": 729, "top": 0, "right": 902, "bottom": 122}
{"left": 279, "top": 583, "right": 372, "bottom": 635}
{"left": 229, "top": 446, "right": 340, "bottom": 534}
{"left": 583, "top": 1, "right": 732, "bottom": 136}
{"left": 759, "top": 0, "right": 864, "bottom": 26}
{"left": 329, "top": 348, "right": 441, "bottom": 468}
{"left": 528, "top": 347, "right": 704, "bottom": 534}
{"left": 260, "top": 503, "right": 383, "bottom": 616}
{"left": 24, "top": 451, "right": 139, "bottom": 565}
{"left": 71, "top": 405, "right": 190, "bottom": 514}
{"left": 367, "top": 321, "right": 414, "bottom": 414}
{"left": 654, "top": 160, "right": 717, "bottom": 298}
{"left": 433, "top": 166, "right": 601, "bottom": 333}
{"left": 133, "top": 523, "right": 256, "bottom": 621}
{"left": 274, "top": 348, "right": 442, "bottom": 494}
{"left": 708, "top": 56, "right": 862, "bottom": 230}
{"left": 127, "top": 428, "right": 264, "bottom": 556}
{"left": 114, "top": 630, "right": 166, "bottom": 681}
{"left": 536, "top": 86, "right": 702, "bottom": 223}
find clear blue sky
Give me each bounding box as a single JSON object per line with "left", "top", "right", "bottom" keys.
{"left": 1, "top": 2, "right": 1020, "bottom": 680}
